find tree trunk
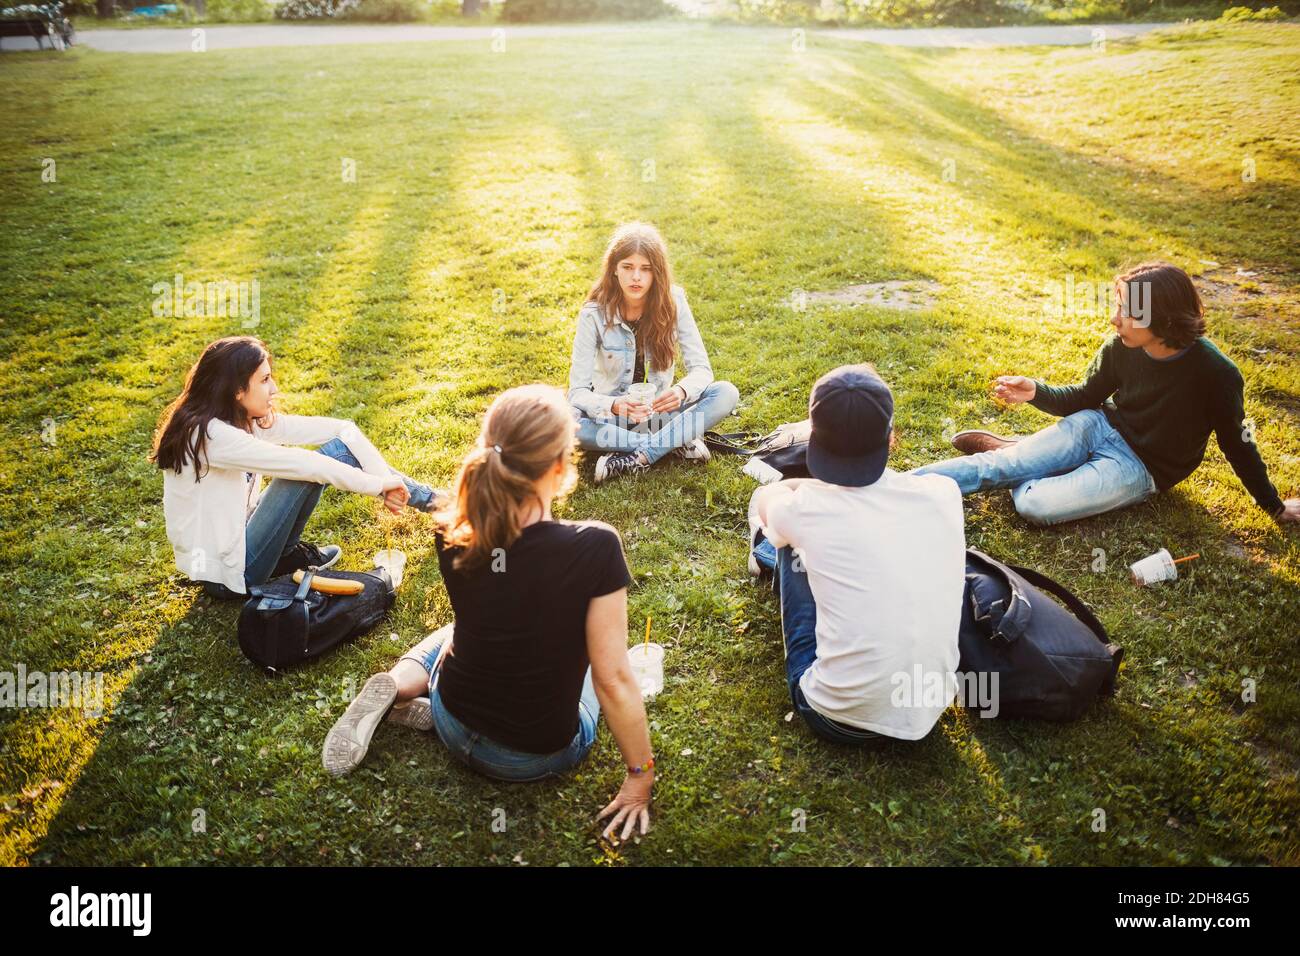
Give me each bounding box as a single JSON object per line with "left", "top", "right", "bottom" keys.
{"left": 96, "top": 0, "right": 115, "bottom": 18}
{"left": 462, "top": 0, "right": 482, "bottom": 17}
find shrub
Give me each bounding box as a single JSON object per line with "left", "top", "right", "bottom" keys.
{"left": 274, "top": 0, "right": 361, "bottom": 18}
{"left": 501, "top": 0, "right": 672, "bottom": 22}
{"left": 202, "top": 0, "right": 273, "bottom": 20}
{"left": 1219, "top": 5, "right": 1287, "bottom": 19}
{"left": 840, "top": 0, "right": 1024, "bottom": 25}
{"left": 341, "top": 0, "right": 425, "bottom": 19}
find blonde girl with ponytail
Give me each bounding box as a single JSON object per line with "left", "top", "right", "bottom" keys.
{"left": 324, "top": 384, "right": 655, "bottom": 840}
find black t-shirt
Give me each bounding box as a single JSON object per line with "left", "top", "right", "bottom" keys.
{"left": 435, "top": 520, "right": 632, "bottom": 754}
{"left": 632, "top": 322, "right": 647, "bottom": 384}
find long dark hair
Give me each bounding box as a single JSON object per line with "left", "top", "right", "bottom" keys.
{"left": 586, "top": 221, "right": 678, "bottom": 372}
{"left": 150, "top": 336, "right": 274, "bottom": 481}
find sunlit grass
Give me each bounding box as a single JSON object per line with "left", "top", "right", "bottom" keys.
{"left": 0, "top": 21, "right": 1297, "bottom": 866}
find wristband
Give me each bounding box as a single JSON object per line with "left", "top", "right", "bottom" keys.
{"left": 628, "top": 757, "right": 655, "bottom": 775}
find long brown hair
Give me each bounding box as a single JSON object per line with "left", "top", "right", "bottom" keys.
{"left": 150, "top": 336, "right": 274, "bottom": 481}
{"left": 436, "top": 384, "right": 577, "bottom": 572}
{"left": 1116, "top": 262, "right": 1206, "bottom": 350}
{"left": 586, "top": 221, "right": 678, "bottom": 372}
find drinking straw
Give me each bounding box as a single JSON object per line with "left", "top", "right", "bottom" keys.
{"left": 380, "top": 495, "right": 395, "bottom": 562}
{"left": 1172, "top": 553, "right": 1200, "bottom": 565}
{"left": 644, "top": 616, "right": 651, "bottom": 649}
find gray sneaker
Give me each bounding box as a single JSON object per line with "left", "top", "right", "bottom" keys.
{"left": 322, "top": 673, "right": 397, "bottom": 777}
{"left": 386, "top": 697, "right": 434, "bottom": 732}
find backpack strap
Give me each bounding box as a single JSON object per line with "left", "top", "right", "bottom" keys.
{"left": 965, "top": 549, "right": 1032, "bottom": 645}
{"left": 702, "top": 430, "right": 763, "bottom": 456}
{"left": 293, "top": 571, "right": 314, "bottom": 658}
{"left": 1006, "top": 564, "right": 1109, "bottom": 643}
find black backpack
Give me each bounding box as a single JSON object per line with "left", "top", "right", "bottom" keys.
{"left": 703, "top": 419, "right": 811, "bottom": 478}
{"left": 237, "top": 568, "right": 395, "bottom": 672}
{"left": 960, "top": 549, "right": 1122, "bottom": 721}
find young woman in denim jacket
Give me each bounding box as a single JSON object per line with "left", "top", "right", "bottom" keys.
{"left": 567, "top": 222, "right": 739, "bottom": 483}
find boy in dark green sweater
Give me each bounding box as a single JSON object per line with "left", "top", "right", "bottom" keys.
{"left": 913, "top": 263, "right": 1298, "bottom": 527}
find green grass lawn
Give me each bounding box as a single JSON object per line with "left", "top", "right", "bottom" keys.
{"left": 1, "top": 21, "right": 1298, "bottom": 867}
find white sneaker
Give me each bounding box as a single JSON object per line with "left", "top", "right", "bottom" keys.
{"left": 386, "top": 697, "right": 434, "bottom": 732}
{"left": 671, "top": 438, "right": 712, "bottom": 462}
{"left": 322, "top": 673, "right": 396, "bottom": 777}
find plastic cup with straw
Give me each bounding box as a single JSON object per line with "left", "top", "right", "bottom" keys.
{"left": 1130, "top": 548, "right": 1199, "bottom": 586}
{"left": 373, "top": 499, "right": 407, "bottom": 589}
{"left": 627, "top": 615, "right": 664, "bottom": 698}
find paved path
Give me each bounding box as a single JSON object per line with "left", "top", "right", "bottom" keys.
{"left": 35, "top": 21, "right": 1179, "bottom": 55}
{"left": 826, "top": 22, "right": 1175, "bottom": 48}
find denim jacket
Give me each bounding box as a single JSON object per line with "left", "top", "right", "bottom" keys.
{"left": 567, "top": 284, "right": 714, "bottom": 418}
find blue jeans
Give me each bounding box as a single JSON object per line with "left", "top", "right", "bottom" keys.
{"left": 575, "top": 380, "right": 740, "bottom": 465}
{"left": 203, "top": 438, "right": 436, "bottom": 598}
{"left": 912, "top": 409, "right": 1157, "bottom": 526}
{"left": 417, "top": 633, "right": 601, "bottom": 782}
{"left": 760, "top": 543, "right": 882, "bottom": 746}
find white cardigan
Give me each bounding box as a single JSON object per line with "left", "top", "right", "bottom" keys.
{"left": 162, "top": 414, "right": 393, "bottom": 594}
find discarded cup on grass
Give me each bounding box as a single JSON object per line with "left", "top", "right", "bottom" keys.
{"left": 372, "top": 549, "right": 407, "bottom": 589}
{"left": 1130, "top": 548, "right": 1177, "bottom": 586}
{"left": 627, "top": 642, "right": 665, "bottom": 699}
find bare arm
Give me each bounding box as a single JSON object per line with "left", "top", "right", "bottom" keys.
{"left": 753, "top": 479, "right": 807, "bottom": 527}
{"left": 585, "top": 587, "right": 653, "bottom": 839}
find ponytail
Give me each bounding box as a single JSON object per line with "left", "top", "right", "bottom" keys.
{"left": 436, "top": 385, "right": 576, "bottom": 571}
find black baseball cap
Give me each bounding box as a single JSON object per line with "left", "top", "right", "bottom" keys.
{"left": 806, "top": 364, "right": 894, "bottom": 487}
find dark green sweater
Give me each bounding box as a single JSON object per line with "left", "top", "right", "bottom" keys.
{"left": 1030, "top": 336, "right": 1284, "bottom": 516}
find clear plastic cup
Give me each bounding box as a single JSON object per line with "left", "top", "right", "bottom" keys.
{"left": 372, "top": 548, "right": 407, "bottom": 589}
{"left": 626, "top": 383, "right": 657, "bottom": 409}
{"left": 627, "top": 642, "right": 665, "bottom": 699}
{"left": 1130, "top": 548, "right": 1177, "bottom": 586}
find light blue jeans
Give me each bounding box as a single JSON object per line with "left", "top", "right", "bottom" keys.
{"left": 203, "top": 438, "right": 437, "bottom": 598}
{"left": 912, "top": 409, "right": 1157, "bottom": 526}
{"left": 574, "top": 380, "right": 740, "bottom": 465}
{"left": 417, "top": 633, "right": 601, "bottom": 783}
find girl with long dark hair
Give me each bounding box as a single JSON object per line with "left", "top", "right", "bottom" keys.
{"left": 152, "top": 336, "right": 442, "bottom": 598}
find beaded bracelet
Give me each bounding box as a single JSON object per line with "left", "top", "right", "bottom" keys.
{"left": 628, "top": 757, "right": 655, "bottom": 775}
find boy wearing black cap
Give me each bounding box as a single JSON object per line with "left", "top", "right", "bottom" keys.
{"left": 750, "top": 365, "right": 967, "bottom": 743}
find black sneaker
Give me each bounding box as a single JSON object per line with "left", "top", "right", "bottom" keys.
{"left": 272, "top": 542, "right": 342, "bottom": 578}
{"left": 594, "top": 451, "right": 650, "bottom": 484}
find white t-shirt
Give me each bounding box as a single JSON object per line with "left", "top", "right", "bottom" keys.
{"left": 761, "top": 470, "right": 966, "bottom": 740}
